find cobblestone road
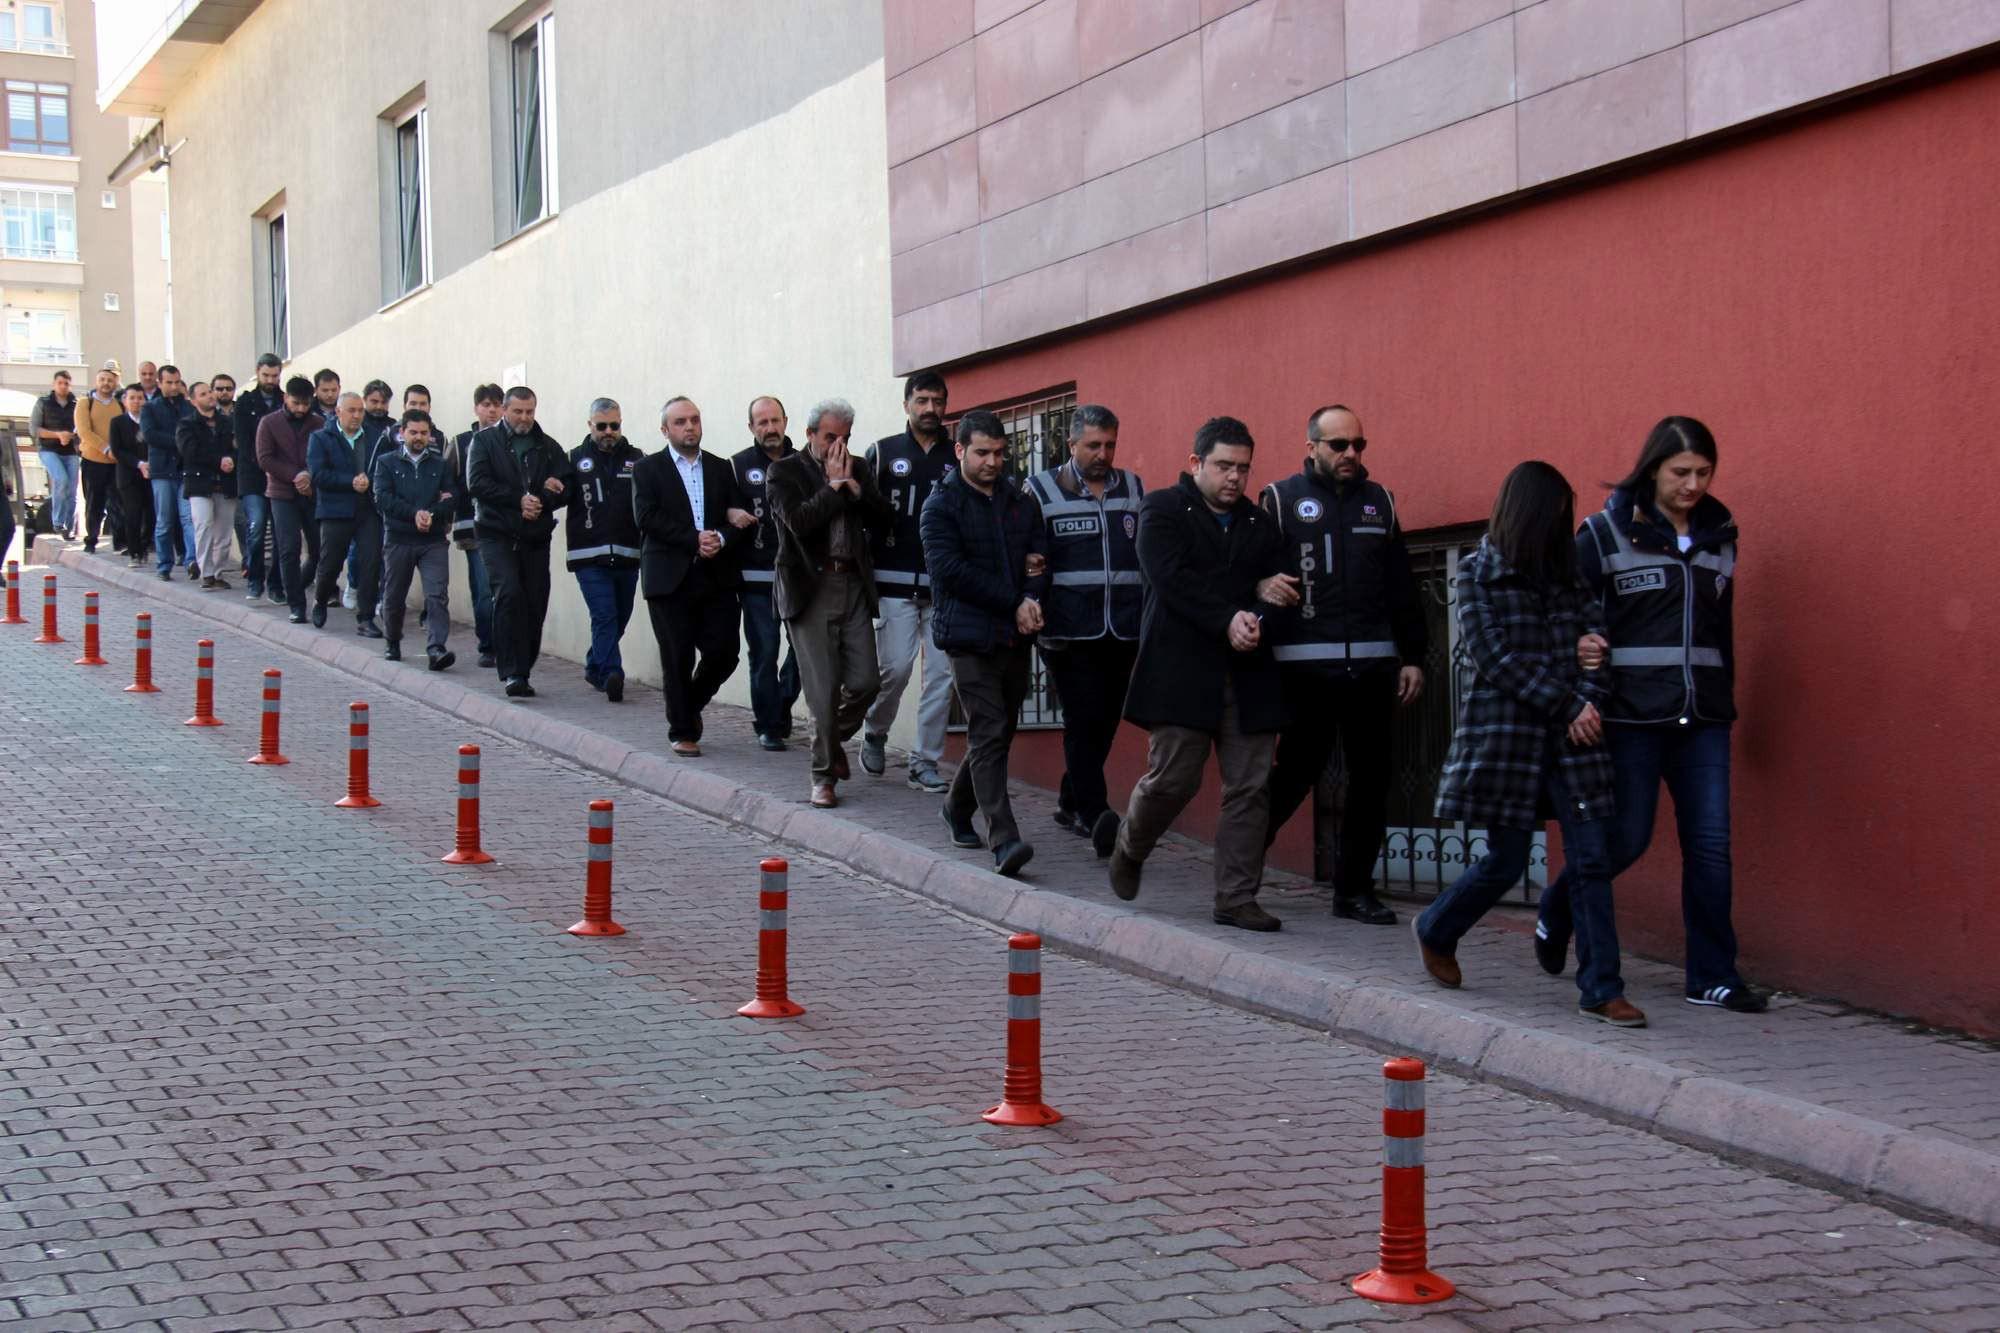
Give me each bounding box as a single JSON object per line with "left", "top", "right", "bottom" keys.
{"left": 5, "top": 578, "right": 2000, "bottom": 1331}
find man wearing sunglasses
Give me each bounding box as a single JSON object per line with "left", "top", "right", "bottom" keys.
{"left": 565, "top": 399, "right": 646, "bottom": 702}
{"left": 1258, "top": 404, "right": 1428, "bottom": 927}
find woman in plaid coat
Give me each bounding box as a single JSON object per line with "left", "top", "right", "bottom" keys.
{"left": 1413, "top": 462, "right": 1644, "bottom": 1026}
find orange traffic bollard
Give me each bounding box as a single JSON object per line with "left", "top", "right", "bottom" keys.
{"left": 567, "top": 800, "right": 625, "bottom": 936}
{"left": 32, "top": 573, "right": 63, "bottom": 644}
{"left": 334, "top": 702, "right": 381, "bottom": 808}
{"left": 124, "top": 612, "right": 160, "bottom": 692}
{"left": 982, "top": 933, "right": 1061, "bottom": 1126}
{"left": 73, "top": 591, "right": 107, "bottom": 666}
{"left": 1352, "top": 1058, "right": 1454, "bottom": 1305}
{"left": 2, "top": 560, "right": 24, "bottom": 623}
{"left": 247, "top": 669, "right": 289, "bottom": 763}
{"left": 738, "top": 857, "right": 804, "bottom": 1018}
{"left": 184, "top": 640, "right": 223, "bottom": 726}
{"left": 441, "top": 744, "right": 494, "bottom": 864}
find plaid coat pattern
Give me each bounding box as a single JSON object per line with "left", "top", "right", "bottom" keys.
{"left": 1435, "top": 538, "right": 1617, "bottom": 831}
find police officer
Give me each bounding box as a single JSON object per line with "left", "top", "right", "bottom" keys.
{"left": 565, "top": 397, "right": 645, "bottom": 702}
{"left": 1025, "top": 404, "right": 1143, "bottom": 856}
{"left": 1260, "top": 404, "right": 1427, "bottom": 926}
{"left": 732, "top": 395, "right": 803, "bottom": 750}
{"left": 860, "top": 371, "right": 956, "bottom": 793}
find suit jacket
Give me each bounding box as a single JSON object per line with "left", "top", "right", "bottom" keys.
{"left": 632, "top": 447, "right": 749, "bottom": 600}
{"left": 765, "top": 447, "right": 894, "bottom": 622}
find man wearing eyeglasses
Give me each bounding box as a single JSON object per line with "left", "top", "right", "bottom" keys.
{"left": 565, "top": 398, "right": 646, "bottom": 702}
{"left": 1257, "top": 404, "right": 1428, "bottom": 927}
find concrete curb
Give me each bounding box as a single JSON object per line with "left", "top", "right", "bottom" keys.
{"left": 43, "top": 539, "right": 2000, "bottom": 1239}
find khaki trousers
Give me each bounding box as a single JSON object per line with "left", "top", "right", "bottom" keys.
{"left": 1117, "top": 679, "right": 1277, "bottom": 909}
{"left": 789, "top": 571, "right": 880, "bottom": 781}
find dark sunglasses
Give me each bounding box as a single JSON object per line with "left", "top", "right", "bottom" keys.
{"left": 1319, "top": 436, "right": 1366, "bottom": 454}
{"left": 590, "top": 421, "right": 622, "bottom": 432}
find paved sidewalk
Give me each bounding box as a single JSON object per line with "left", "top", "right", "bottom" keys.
{"left": 33, "top": 542, "right": 2000, "bottom": 1238}
{"left": 8, "top": 561, "right": 2000, "bottom": 1330}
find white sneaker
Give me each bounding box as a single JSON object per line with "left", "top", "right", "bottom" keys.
{"left": 341, "top": 587, "right": 357, "bottom": 610}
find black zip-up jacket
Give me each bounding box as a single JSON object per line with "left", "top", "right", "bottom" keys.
{"left": 866, "top": 427, "right": 955, "bottom": 596}
{"left": 564, "top": 436, "right": 645, "bottom": 569}
{"left": 176, "top": 410, "right": 236, "bottom": 499}
{"left": 465, "top": 422, "right": 574, "bottom": 544}
{"left": 233, "top": 387, "right": 283, "bottom": 498}
{"left": 371, "top": 444, "right": 457, "bottom": 546}
{"left": 1259, "top": 461, "right": 1427, "bottom": 673}
{"left": 730, "top": 438, "right": 793, "bottom": 579}
{"left": 918, "top": 469, "right": 1049, "bottom": 655}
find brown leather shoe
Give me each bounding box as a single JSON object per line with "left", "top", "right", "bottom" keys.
{"left": 1108, "top": 847, "right": 1143, "bottom": 901}
{"left": 1580, "top": 997, "right": 1648, "bottom": 1027}
{"left": 1211, "top": 902, "right": 1282, "bottom": 932}
{"left": 1413, "top": 919, "right": 1461, "bottom": 989}
{"left": 809, "top": 780, "right": 838, "bottom": 809}
{"left": 829, "top": 747, "right": 850, "bottom": 781}
{"left": 672, "top": 740, "right": 702, "bottom": 758}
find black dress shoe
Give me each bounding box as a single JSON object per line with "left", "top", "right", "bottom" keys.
{"left": 477, "top": 653, "right": 496, "bottom": 669}
{"left": 1333, "top": 890, "right": 1399, "bottom": 926}
{"left": 288, "top": 612, "right": 307, "bottom": 624}
{"left": 943, "top": 805, "right": 982, "bottom": 848}
{"left": 758, "top": 733, "right": 787, "bottom": 751}
{"left": 1534, "top": 921, "right": 1568, "bottom": 976}
{"left": 504, "top": 677, "right": 531, "bottom": 697}
{"left": 356, "top": 619, "right": 384, "bottom": 639}
{"left": 605, "top": 671, "right": 624, "bottom": 703}
{"left": 1090, "top": 810, "right": 1121, "bottom": 859}
{"left": 1213, "top": 902, "right": 1282, "bottom": 932}
{"left": 427, "top": 647, "right": 455, "bottom": 672}
{"left": 384, "top": 641, "right": 402, "bottom": 661}
{"left": 1052, "top": 808, "right": 1077, "bottom": 833}
{"left": 310, "top": 603, "right": 327, "bottom": 628}
{"left": 994, "top": 839, "right": 1034, "bottom": 878}
{"left": 157, "top": 571, "right": 172, "bottom": 582}
{"left": 1108, "top": 847, "right": 1142, "bottom": 901}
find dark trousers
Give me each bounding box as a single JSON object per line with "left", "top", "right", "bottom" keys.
{"left": 1043, "top": 635, "right": 1138, "bottom": 825}
{"left": 1265, "top": 668, "right": 1397, "bottom": 895}
{"left": 462, "top": 543, "right": 494, "bottom": 655}
{"left": 1417, "top": 763, "right": 1624, "bottom": 1009}
{"left": 742, "top": 590, "right": 800, "bottom": 737}
{"left": 238, "top": 494, "right": 269, "bottom": 592}
{"left": 646, "top": 585, "right": 742, "bottom": 742}
{"left": 573, "top": 563, "right": 639, "bottom": 684}
{"left": 81, "top": 459, "right": 115, "bottom": 550}
{"left": 383, "top": 540, "right": 450, "bottom": 651}
{"left": 117, "top": 475, "right": 150, "bottom": 556}
{"left": 946, "top": 644, "right": 1032, "bottom": 849}
{"left": 270, "top": 497, "right": 319, "bottom": 614}
{"left": 1540, "top": 721, "right": 1737, "bottom": 992}
{"left": 480, "top": 536, "right": 553, "bottom": 682}
{"left": 316, "top": 507, "right": 382, "bottom": 624}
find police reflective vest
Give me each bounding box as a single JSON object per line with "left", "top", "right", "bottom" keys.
{"left": 1024, "top": 463, "right": 1144, "bottom": 641}
{"left": 1579, "top": 494, "right": 1737, "bottom": 724}
{"left": 866, "top": 427, "right": 954, "bottom": 598}
{"left": 1261, "top": 470, "right": 1402, "bottom": 669}
{"left": 730, "top": 439, "right": 793, "bottom": 588}
{"left": 563, "top": 437, "right": 645, "bottom": 570}
{"left": 450, "top": 427, "right": 479, "bottom": 544}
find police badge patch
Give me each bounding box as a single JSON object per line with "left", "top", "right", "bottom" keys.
{"left": 1295, "top": 497, "right": 1323, "bottom": 521}
{"left": 891, "top": 458, "right": 912, "bottom": 475}
{"left": 577, "top": 456, "right": 594, "bottom": 472}
{"left": 1123, "top": 513, "right": 1137, "bottom": 539}
{"left": 748, "top": 468, "right": 765, "bottom": 484}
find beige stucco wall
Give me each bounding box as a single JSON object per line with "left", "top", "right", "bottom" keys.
{"left": 127, "top": 0, "right": 913, "bottom": 735}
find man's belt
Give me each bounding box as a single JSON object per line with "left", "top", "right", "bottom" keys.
{"left": 820, "top": 557, "right": 859, "bottom": 574}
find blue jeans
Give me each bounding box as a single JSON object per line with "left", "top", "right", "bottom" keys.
{"left": 239, "top": 493, "right": 269, "bottom": 591}
{"left": 462, "top": 544, "right": 495, "bottom": 654}
{"left": 741, "top": 591, "right": 800, "bottom": 737}
{"left": 1418, "top": 765, "right": 1625, "bottom": 1009}
{"left": 150, "top": 478, "right": 185, "bottom": 575}
{"left": 39, "top": 451, "right": 80, "bottom": 532}
{"left": 573, "top": 563, "right": 639, "bottom": 683}
{"left": 1539, "top": 722, "right": 1736, "bottom": 992}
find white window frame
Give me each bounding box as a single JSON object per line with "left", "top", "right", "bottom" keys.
{"left": 267, "top": 211, "right": 290, "bottom": 361}
{"left": 0, "top": 182, "right": 77, "bottom": 260}
{"left": 393, "top": 103, "right": 432, "bottom": 294}
{"left": 507, "top": 8, "right": 558, "bottom": 234}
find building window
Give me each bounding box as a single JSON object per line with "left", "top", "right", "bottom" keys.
{"left": 508, "top": 10, "right": 556, "bottom": 233}
{"left": 5, "top": 81, "right": 69, "bottom": 154}
{"left": 0, "top": 184, "right": 77, "bottom": 259}
{"left": 394, "top": 105, "right": 431, "bottom": 294}
{"left": 5, "top": 309, "right": 71, "bottom": 363}
{"left": 267, "top": 213, "right": 290, "bottom": 360}
{"left": 0, "top": 4, "right": 66, "bottom": 55}
{"left": 100, "top": 189, "right": 116, "bottom": 209}
{"left": 102, "top": 292, "right": 119, "bottom": 311}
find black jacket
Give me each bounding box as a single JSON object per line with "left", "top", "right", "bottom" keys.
{"left": 766, "top": 448, "right": 894, "bottom": 622}
{"left": 1123, "top": 474, "right": 1288, "bottom": 735}
{"left": 866, "top": 427, "right": 955, "bottom": 597}
{"left": 1259, "top": 463, "right": 1427, "bottom": 673}
{"left": 233, "top": 387, "right": 283, "bottom": 499}
{"left": 176, "top": 411, "right": 236, "bottom": 499}
{"left": 919, "top": 470, "right": 1048, "bottom": 654}
{"left": 109, "top": 413, "right": 147, "bottom": 483}
{"left": 465, "top": 422, "right": 574, "bottom": 544}
{"left": 565, "top": 436, "right": 645, "bottom": 570}
{"left": 632, "top": 447, "right": 748, "bottom": 599}
{"left": 729, "top": 439, "right": 793, "bottom": 580}
{"left": 371, "top": 444, "right": 457, "bottom": 545}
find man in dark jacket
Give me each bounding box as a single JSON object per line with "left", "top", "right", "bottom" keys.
{"left": 1111, "top": 416, "right": 1291, "bottom": 932}
{"left": 371, "top": 409, "right": 457, "bottom": 669}
{"left": 466, "top": 384, "right": 573, "bottom": 697}
{"left": 140, "top": 366, "right": 195, "bottom": 579}
{"left": 1258, "top": 404, "right": 1429, "bottom": 926}
{"left": 451, "top": 384, "right": 504, "bottom": 668}
{"left": 306, "top": 393, "right": 385, "bottom": 637}
{"left": 234, "top": 355, "right": 284, "bottom": 601}
{"left": 176, "top": 381, "right": 237, "bottom": 590}
{"left": 767, "top": 398, "right": 894, "bottom": 808}
{"left": 633, "top": 396, "right": 749, "bottom": 754}
{"left": 566, "top": 398, "right": 645, "bottom": 702}
{"left": 109, "top": 384, "right": 151, "bottom": 565}
{"left": 731, "top": 396, "right": 801, "bottom": 749}
{"left": 257, "top": 377, "right": 323, "bottom": 623}
{"left": 920, "top": 411, "right": 1049, "bottom": 877}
